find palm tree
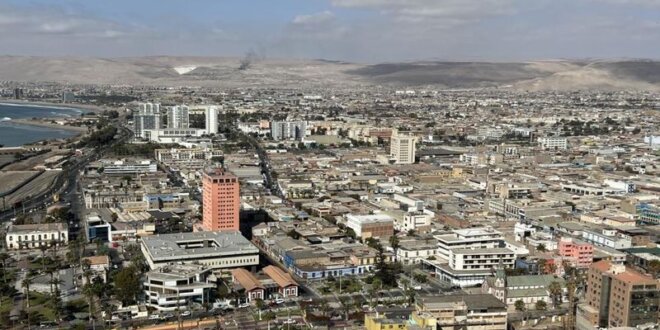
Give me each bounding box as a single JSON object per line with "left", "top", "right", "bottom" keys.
{"left": 22, "top": 276, "right": 33, "bottom": 330}
{"left": 38, "top": 245, "right": 48, "bottom": 271}
{"left": 548, "top": 281, "right": 563, "bottom": 308}
{"left": 0, "top": 253, "right": 10, "bottom": 284}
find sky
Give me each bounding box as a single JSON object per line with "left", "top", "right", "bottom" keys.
{"left": 0, "top": 0, "right": 659, "bottom": 63}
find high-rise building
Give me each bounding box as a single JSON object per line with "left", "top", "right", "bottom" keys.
{"left": 167, "top": 105, "right": 189, "bottom": 129}
{"left": 270, "top": 120, "right": 306, "bottom": 141}
{"left": 205, "top": 107, "right": 219, "bottom": 135}
{"left": 134, "top": 103, "right": 162, "bottom": 139}
{"left": 390, "top": 133, "right": 417, "bottom": 164}
{"left": 202, "top": 169, "right": 240, "bottom": 232}
{"left": 578, "top": 260, "right": 659, "bottom": 329}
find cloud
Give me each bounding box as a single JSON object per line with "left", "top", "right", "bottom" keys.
{"left": 292, "top": 11, "right": 336, "bottom": 25}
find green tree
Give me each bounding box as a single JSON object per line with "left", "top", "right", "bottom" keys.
{"left": 113, "top": 266, "right": 141, "bottom": 305}
{"left": 514, "top": 300, "right": 525, "bottom": 311}
{"left": 535, "top": 300, "right": 547, "bottom": 311}
{"left": 548, "top": 281, "right": 563, "bottom": 308}
{"left": 111, "top": 212, "right": 118, "bottom": 223}
{"left": 537, "top": 243, "right": 546, "bottom": 252}
{"left": 389, "top": 235, "right": 400, "bottom": 252}
{"left": 648, "top": 260, "right": 660, "bottom": 278}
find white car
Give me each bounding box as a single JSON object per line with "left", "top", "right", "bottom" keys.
{"left": 180, "top": 311, "right": 191, "bottom": 317}
{"left": 148, "top": 314, "right": 160, "bottom": 320}
{"left": 282, "top": 319, "right": 296, "bottom": 325}
{"left": 238, "top": 303, "right": 250, "bottom": 309}
{"left": 274, "top": 298, "right": 285, "bottom": 304}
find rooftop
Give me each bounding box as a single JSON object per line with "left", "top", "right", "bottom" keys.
{"left": 141, "top": 231, "right": 258, "bottom": 261}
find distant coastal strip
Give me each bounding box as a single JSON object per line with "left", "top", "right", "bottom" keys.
{"left": 0, "top": 100, "right": 105, "bottom": 114}
{"left": 8, "top": 118, "right": 87, "bottom": 133}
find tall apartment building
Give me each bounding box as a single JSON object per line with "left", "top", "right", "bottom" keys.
{"left": 390, "top": 133, "right": 416, "bottom": 164}
{"left": 205, "top": 106, "right": 219, "bottom": 135}
{"left": 202, "top": 169, "right": 240, "bottom": 231}
{"left": 558, "top": 237, "right": 593, "bottom": 268}
{"left": 166, "top": 105, "right": 189, "bottom": 129}
{"left": 578, "top": 260, "right": 660, "bottom": 329}
{"left": 271, "top": 120, "right": 307, "bottom": 141}
{"left": 134, "top": 102, "right": 162, "bottom": 139}
{"left": 537, "top": 136, "right": 568, "bottom": 150}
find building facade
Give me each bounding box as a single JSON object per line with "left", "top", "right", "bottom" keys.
{"left": 166, "top": 105, "right": 189, "bottom": 129}
{"left": 5, "top": 223, "right": 68, "bottom": 250}
{"left": 144, "top": 264, "right": 214, "bottom": 311}
{"left": 202, "top": 169, "right": 240, "bottom": 232}
{"left": 390, "top": 134, "right": 417, "bottom": 164}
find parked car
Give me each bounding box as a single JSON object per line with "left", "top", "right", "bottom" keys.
{"left": 148, "top": 314, "right": 160, "bottom": 320}
{"left": 274, "top": 298, "right": 285, "bottom": 304}
{"left": 180, "top": 311, "right": 191, "bottom": 317}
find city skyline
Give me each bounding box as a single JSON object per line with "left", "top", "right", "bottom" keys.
{"left": 0, "top": 0, "right": 659, "bottom": 62}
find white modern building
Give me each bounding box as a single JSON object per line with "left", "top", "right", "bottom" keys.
{"left": 206, "top": 107, "right": 219, "bottom": 135}
{"left": 134, "top": 103, "right": 162, "bottom": 139}
{"left": 144, "top": 264, "right": 214, "bottom": 311}
{"left": 435, "top": 227, "right": 505, "bottom": 261}
{"left": 271, "top": 120, "right": 307, "bottom": 141}
{"left": 537, "top": 136, "right": 568, "bottom": 150}
{"left": 142, "top": 128, "right": 206, "bottom": 143}
{"left": 140, "top": 231, "right": 260, "bottom": 270}
{"left": 167, "top": 105, "right": 190, "bottom": 129}
{"left": 100, "top": 159, "right": 157, "bottom": 175}
{"left": 390, "top": 133, "right": 417, "bottom": 164}
{"left": 581, "top": 228, "right": 632, "bottom": 249}
{"left": 5, "top": 223, "right": 68, "bottom": 250}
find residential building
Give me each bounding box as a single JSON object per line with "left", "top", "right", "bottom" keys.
{"left": 578, "top": 260, "right": 660, "bottom": 329}
{"left": 140, "top": 231, "right": 259, "bottom": 270}
{"left": 81, "top": 255, "right": 110, "bottom": 284}
{"left": 396, "top": 238, "right": 438, "bottom": 265}
{"left": 166, "top": 105, "right": 189, "bottom": 129}
{"left": 411, "top": 294, "right": 507, "bottom": 330}
{"left": 390, "top": 133, "right": 417, "bottom": 164}
{"left": 205, "top": 106, "right": 219, "bottom": 135}
{"left": 365, "top": 310, "right": 410, "bottom": 330}
{"left": 345, "top": 214, "right": 394, "bottom": 239}
{"left": 231, "top": 268, "right": 265, "bottom": 302}
{"left": 5, "top": 223, "right": 68, "bottom": 250}
{"left": 262, "top": 265, "right": 298, "bottom": 298}
{"left": 144, "top": 264, "right": 214, "bottom": 311}
{"left": 134, "top": 102, "right": 162, "bottom": 139}
{"left": 202, "top": 169, "right": 240, "bottom": 232}
{"left": 271, "top": 120, "right": 306, "bottom": 141}
{"left": 537, "top": 136, "right": 568, "bottom": 150}
{"left": 558, "top": 237, "right": 594, "bottom": 268}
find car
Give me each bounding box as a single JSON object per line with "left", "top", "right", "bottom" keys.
{"left": 180, "top": 311, "right": 191, "bottom": 317}
{"left": 160, "top": 313, "right": 174, "bottom": 320}
{"left": 274, "top": 298, "right": 285, "bottom": 304}
{"left": 282, "top": 319, "right": 296, "bottom": 325}
{"left": 238, "top": 303, "right": 250, "bottom": 309}
{"left": 148, "top": 314, "right": 160, "bottom": 320}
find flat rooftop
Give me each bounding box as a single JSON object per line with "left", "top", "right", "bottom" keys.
{"left": 141, "top": 231, "right": 258, "bottom": 262}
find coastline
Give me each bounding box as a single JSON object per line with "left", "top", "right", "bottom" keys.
{"left": 0, "top": 99, "right": 107, "bottom": 114}
{"left": 8, "top": 118, "right": 88, "bottom": 133}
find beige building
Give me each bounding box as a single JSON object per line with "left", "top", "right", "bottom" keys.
{"left": 5, "top": 223, "right": 68, "bottom": 250}
{"left": 390, "top": 133, "right": 416, "bottom": 164}
{"left": 412, "top": 294, "right": 507, "bottom": 330}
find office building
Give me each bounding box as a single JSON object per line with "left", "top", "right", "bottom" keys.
{"left": 390, "top": 133, "right": 417, "bottom": 164}
{"left": 578, "top": 260, "right": 659, "bottom": 329}
{"left": 5, "top": 223, "right": 68, "bottom": 250}
{"left": 144, "top": 264, "right": 214, "bottom": 311}
{"left": 205, "top": 106, "right": 219, "bottom": 135}
{"left": 166, "top": 105, "right": 189, "bottom": 129}
{"left": 99, "top": 159, "right": 157, "bottom": 176}
{"left": 271, "top": 120, "right": 307, "bottom": 141}
{"left": 140, "top": 231, "right": 259, "bottom": 270}
{"left": 85, "top": 213, "right": 111, "bottom": 243}
{"left": 202, "top": 169, "right": 240, "bottom": 232}
{"left": 134, "top": 102, "right": 162, "bottom": 139}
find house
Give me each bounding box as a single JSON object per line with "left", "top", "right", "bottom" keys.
{"left": 482, "top": 269, "right": 566, "bottom": 309}
{"left": 81, "top": 255, "right": 110, "bottom": 284}
{"left": 263, "top": 266, "right": 298, "bottom": 298}
{"left": 231, "top": 268, "right": 265, "bottom": 302}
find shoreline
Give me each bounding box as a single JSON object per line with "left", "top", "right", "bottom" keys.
{"left": 8, "top": 118, "right": 88, "bottom": 133}
{"left": 0, "top": 99, "right": 108, "bottom": 114}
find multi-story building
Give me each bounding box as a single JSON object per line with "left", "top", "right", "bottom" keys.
{"left": 144, "top": 264, "right": 214, "bottom": 311}
{"left": 365, "top": 311, "right": 409, "bottom": 330}
{"left": 637, "top": 202, "right": 660, "bottom": 225}
{"left": 205, "top": 107, "right": 219, "bottom": 135}
{"left": 85, "top": 213, "right": 111, "bottom": 242}
{"left": 141, "top": 231, "right": 259, "bottom": 270}
{"left": 435, "top": 227, "right": 505, "bottom": 261}
{"left": 537, "top": 136, "right": 568, "bottom": 150}
{"left": 412, "top": 294, "right": 508, "bottom": 330}
{"left": 5, "top": 223, "right": 68, "bottom": 250}
{"left": 581, "top": 228, "right": 632, "bottom": 249}
{"left": 202, "top": 169, "right": 240, "bottom": 232}
{"left": 396, "top": 238, "right": 438, "bottom": 265}
{"left": 134, "top": 102, "right": 162, "bottom": 139}
{"left": 558, "top": 237, "right": 594, "bottom": 268}
{"left": 390, "top": 133, "right": 416, "bottom": 164}
{"left": 98, "top": 159, "right": 158, "bottom": 176}
{"left": 166, "top": 105, "right": 189, "bottom": 129}
{"left": 344, "top": 214, "right": 394, "bottom": 239}
{"left": 488, "top": 198, "right": 572, "bottom": 221}
{"left": 578, "top": 260, "right": 660, "bottom": 329}
{"left": 271, "top": 120, "right": 306, "bottom": 141}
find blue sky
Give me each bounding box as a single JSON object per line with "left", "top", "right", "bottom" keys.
{"left": 0, "top": 0, "right": 659, "bottom": 62}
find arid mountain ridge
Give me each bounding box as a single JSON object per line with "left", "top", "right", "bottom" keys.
{"left": 0, "top": 56, "right": 659, "bottom": 91}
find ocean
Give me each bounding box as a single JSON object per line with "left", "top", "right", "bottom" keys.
{"left": 0, "top": 103, "right": 83, "bottom": 147}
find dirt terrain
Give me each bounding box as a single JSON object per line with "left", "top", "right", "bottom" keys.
{"left": 1, "top": 56, "right": 659, "bottom": 91}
